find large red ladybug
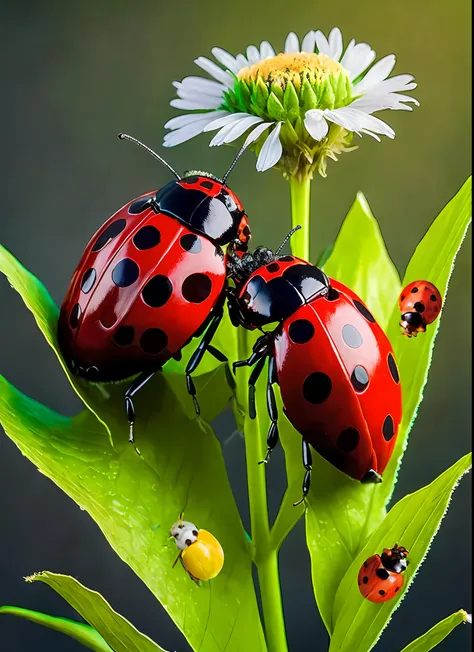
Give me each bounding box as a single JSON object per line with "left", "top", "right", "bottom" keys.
{"left": 229, "top": 243, "right": 402, "bottom": 503}
{"left": 58, "top": 134, "right": 251, "bottom": 443}
{"left": 358, "top": 543, "right": 409, "bottom": 603}
{"left": 399, "top": 280, "right": 442, "bottom": 337}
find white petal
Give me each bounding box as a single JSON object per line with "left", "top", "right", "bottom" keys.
{"left": 212, "top": 47, "right": 241, "bottom": 74}
{"left": 354, "top": 54, "right": 396, "bottom": 93}
{"left": 359, "top": 129, "right": 381, "bottom": 142}
{"left": 256, "top": 122, "right": 283, "bottom": 172}
{"left": 164, "top": 110, "right": 230, "bottom": 130}
{"left": 235, "top": 54, "right": 249, "bottom": 70}
{"left": 174, "top": 76, "right": 226, "bottom": 97}
{"left": 284, "top": 32, "right": 299, "bottom": 53}
{"left": 328, "top": 27, "right": 343, "bottom": 61}
{"left": 301, "top": 30, "right": 316, "bottom": 53}
{"left": 163, "top": 114, "right": 225, "bottom": 147}
{"left": 341, "top": 41, "right": 376, "bottom": 80}
{"left": 194, "top": 56, "right": 234, "bottom": 87}
{"left": 351, "top": 93, "right": 418, "bottom": 113}
{"left": 170, "top": 97, "right": 222, "bottom": 110}
{"left": 210, "top": 116, "right": 263, "bottom": 146}
{"left": 314, "top": 30, "right": 330, "bottom": 55}
{"left": 243, "top": 121, "right": 274, "bottom": 147}
{"left": 203, "top": 112, "right": 254, "bottom": 132}
{"left": 325, "top": 107, "right": 395, "bottom": 139}
{"left": 304, "top": 109, "right": 329, "bottom": 140}
{"left": 372, "top": 74, "right": 416, "bottom": 94}
{"left": 260, "top": 41, "right": 276, "bottom": 59}
{"left": 246, "top": 45, "right": 261, "bottom": 65}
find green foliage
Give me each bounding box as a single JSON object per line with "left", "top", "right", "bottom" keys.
{"left": 399, "top": 610, "right": 470, "bottom": 652}
{"left": 330, "top": 453, "right": 471, "bottom": 652}
{"left": 0, "top": 606, "right": 113, "bottom": 652}
{"left": 0, "top": 248, "right": 265, "bottom": 652}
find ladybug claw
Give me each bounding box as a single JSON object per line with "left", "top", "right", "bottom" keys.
{"left": 292, "top": 495, "right": 306, "bottom": 508}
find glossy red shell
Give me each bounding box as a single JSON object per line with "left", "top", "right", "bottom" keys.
{"left": 358, "top": 554, "right": 404, "bottom": 603}
{"left": 399, "top": 280, "right": 442, "bottom": 326}
{"left": 58, "top": 185, "right": 227, "bottom": 382}
{"left": 272, "top": 277, "right": 402, "bottom": 481}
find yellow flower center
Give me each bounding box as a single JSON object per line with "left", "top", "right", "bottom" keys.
{"left": 238, "top": 52, "right": 344, "bottom": 89}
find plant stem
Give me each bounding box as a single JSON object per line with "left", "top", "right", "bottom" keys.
{"left": 289, "top": 176, "right": 311, "bottom": 260}
{"left": 237, "top": 328, "right": 288, "bottom": 652}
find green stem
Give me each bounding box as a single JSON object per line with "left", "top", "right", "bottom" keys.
{"left": 236, "top": 329, "right": 288, "bottom": 652}
{"left": 289, "top": 177, "right": 311, "bottom": 260}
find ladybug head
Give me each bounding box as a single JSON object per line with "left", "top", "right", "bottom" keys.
{"left": 381, "top": 544, "right": 409, "bottom": 574}
{"left": 170, "top": 516, "right": 199, "bottom": 550}
{"left": 400, "top": 310, "right": 425, "bottom": 337}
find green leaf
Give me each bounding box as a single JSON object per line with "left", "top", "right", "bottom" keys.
{"left": 399, "top": 610, "right": 470, "bottom": 652}
{"left": 0, "top": 246, "right": 266, "bottom": 652}
{"left": 329, "top": 453, "right": 471, "bottom": 652}
{"left": 26, "top": 572, "right": 166, "bottom": 651}
{"left": 0, "top": 605, "right": 113, "bottom": 652}
{"left": 380, "top": 177, "right": 472, "bottom": 503}
{"left": 323, "top": 192, "right": 401, "bottom": 328}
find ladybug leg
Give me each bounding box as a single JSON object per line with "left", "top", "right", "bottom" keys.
{"left": 293, "top": 440, "right": 312, "bottom": 507}
{"left": 206, "top": 344, "right": 228, "bottom": 363}
{"left": 186, "top": 308, "right": 224, "bottom": 415}
{"left": 248, "top": 356, "right": 267, "bottom": 419}
{"left": 259, "top": 355, "right": 280, "bottom": 465}
{"left": 125, "top": 370, "right": 157, "bottom": 445}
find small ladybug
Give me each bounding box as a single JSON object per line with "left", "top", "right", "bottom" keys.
{"left": 358, "top": 543, "right": 409, "bottom": 603}
{"left": 399, "top": 280, "right": 442, "bottom": 337}
{"left": 170, "top": 514, "right": 224, "bottom": 583}
{"left": 228, "top": 237, "right": 402, "bottom": 504}
{"left": 58, "top": 134, "right": 251, "bottom": 443}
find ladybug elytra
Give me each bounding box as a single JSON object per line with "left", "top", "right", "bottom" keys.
{"left": 170, "top": 514, "right": 224, "bottom": 583}
{"left": 229, "top": 242, "right": 402, "bottom": 504}
{"left": 358, "top": 543, "right": 409, "bottom": 602}
{"left": 58, "top": 134, "right": 251, "bottom": 443}
{"left": 399, "top": 280, "right": 442, "bottom": 337}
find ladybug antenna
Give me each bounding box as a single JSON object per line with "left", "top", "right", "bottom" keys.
{"left": 222, "top": 140, "right": 252, "bottom": 185}
{"left": 275, "top": 225, "right": 302, "bottom": 255}
{"left": 118, "top": 133, "right": 181, "bottom": 180}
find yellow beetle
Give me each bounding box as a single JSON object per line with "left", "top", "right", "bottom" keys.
{"left": 170, "top": 514, "right": 224, "bottom": 583}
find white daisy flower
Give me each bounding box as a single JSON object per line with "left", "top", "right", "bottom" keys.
{"left": 164, "top": 29, "right": 418, "bottom": 178}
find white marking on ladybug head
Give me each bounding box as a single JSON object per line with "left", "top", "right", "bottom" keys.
{"left": 170, "top": 518, "right": 199, "bottom": 550}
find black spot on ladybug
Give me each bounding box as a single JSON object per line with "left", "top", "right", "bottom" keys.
{"left": 337, "top": 427, "right": 360, "bottom": 453}
{"left": 379, "top": 590, "right": 386, "bottom": 596}
{"left": 353, "top": 300, "right": 376, "bottom": 323}
{"left": 69, "top": 304, "right": 81, "bottom": 328}
{"left": 243, "top": 225, "right": 251, "bottom": 237}
{"left": 279, "top": 256, "right": 294, "bottom": 262}
{"left": 388, "top": 353, "right": 400, "bottom": 384}
{"left": 133, "top": 225, "right": 161, "bottom": 250}
{"left": 112, "top": 258, "right": 139, "bottom": 288}
{"left": 395, "top": 586, "right": 400, "bottom": 592}
{"left": 266, "top": 262, "right": 280, "bottom": 273}
{"left": 142, "top": 275, "right": 172, "bottom": 308}
{"left": 182, "top": 273, "right": 212, "bottom": 303}
{"left": 289, "top": 319, "right": 315, "bottom": 344}
{"left": 129, "top": 196, "right": 153, "bottom": 214}
{"left": 411, "top": 287, "right": 419, "bottom": 293}
{"left": 180, "top": 234, "right": 202, "bottom": 254}
{"left": 200, "top": 180, "right": 213, "bottom": 189}
{"left": 140, "top": 328, "right": 168, "bottom": 355}
{"left": 351, "top": 366, "right": 369, "bottom": 391}
{"left": 113, "top": 326, "right": 134, "bottom": 346}
{"left": 364, "top": 562, "right": 368, "bottom": 568}
{"left": 92, "top": 219, "right": 126, "bottom": 251}
{"left": 302, "top": 372, "right": 332, "bottom": 404}
{"left": 414, "top": 302, "right": 425, "bottom": 313}
{"left": 382, "top": 415, "right": 395, "bottom": 441}
{"left": 81, "top": 268, "right": 96, "bottom": 294}
{"left": 376, "top": 568, "right": 390, "bottom": 580}
{"left": 401, "top": 295, "right": 406, "bottom": 301}
{"left": 184, "top": 175, "right": 199, "bottom": 184}
{"left": 430, "top": 294, "right": 437, "bottom": 301}
{"left": 192, "top": 529, "right": 198, "bottom": 536}
{"left": 326, "top": 288, "right": 339, "bottom": 301}
{"left": 362, "top": 576, "right": 369, "bottom": 584}
{"left": 342, "top": 324, "right": 363, "bottom": 348}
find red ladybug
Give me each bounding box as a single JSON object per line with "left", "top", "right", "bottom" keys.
{"left": 58, "top": 134, "right": 251, "bottom": 443}
{"left": 399, "top": 280, "right": 442, "bottom": 337}
{"left": 358, "top": 543, "right": 409, "bottom": 603}
{"left": 229, "top": 242, "right": 402, "bottom": 504}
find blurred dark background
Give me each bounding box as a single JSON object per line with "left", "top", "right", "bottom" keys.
{"left": 0, "top": 1, "right": 471, "bottom": 650}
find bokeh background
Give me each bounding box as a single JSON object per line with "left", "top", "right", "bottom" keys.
{"left": 0, "top": 1, "right": 471, "bottom": 650}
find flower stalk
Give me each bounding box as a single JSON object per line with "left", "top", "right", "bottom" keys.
{"left": 289, "top": 177, "right": 311, "bottom": 260}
